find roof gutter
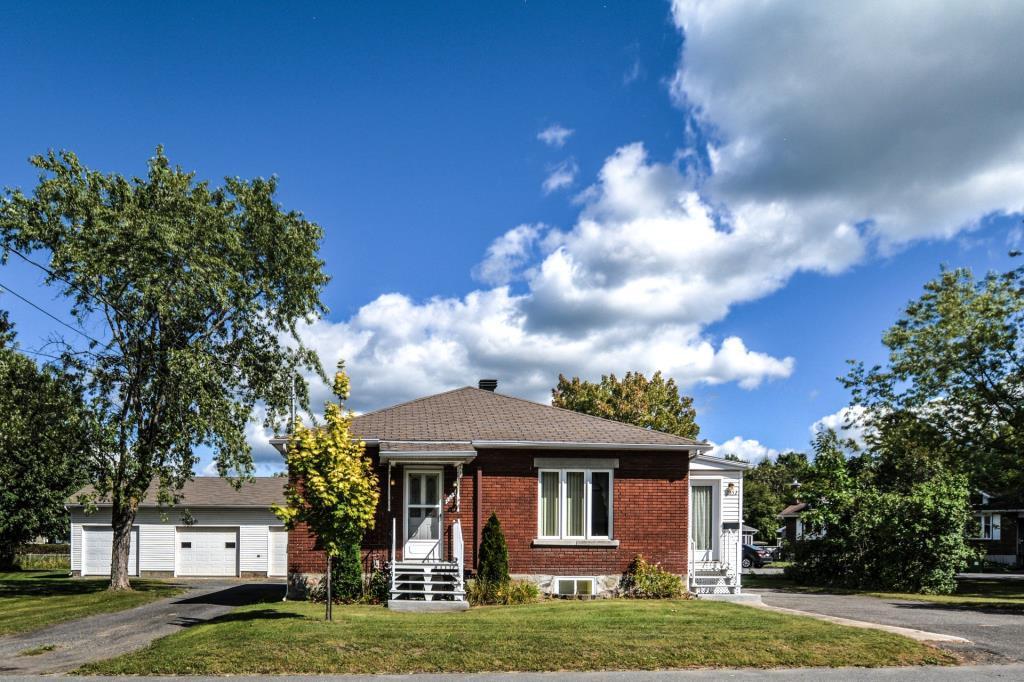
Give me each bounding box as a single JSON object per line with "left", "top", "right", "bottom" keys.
{"left": 269, "top": 436, "right": 381, "bottom": 455}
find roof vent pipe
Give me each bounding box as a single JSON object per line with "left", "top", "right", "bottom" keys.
{"left": 478, "top": 379, "right": 498, "bottom": 392}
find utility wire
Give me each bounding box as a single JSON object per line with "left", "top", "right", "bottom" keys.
{"left": 0, "top": 280, "right": 106, "bottom": 347}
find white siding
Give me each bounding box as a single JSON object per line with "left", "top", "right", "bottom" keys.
{"left": 140, "top": 525, "right": 175, "bottom": 572}
{"left": 240, "top": 525, "right": 268, "bottom": 573}
{"left": 720, "top": 473, "right": 741, "bottom": 524}
{"left": 69, "top": 506, "right": 284, "bottom": 576}
{"left": 70, "top": 521, "right": 82, "bottom": 572}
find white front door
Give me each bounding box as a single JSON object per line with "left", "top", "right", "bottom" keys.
{"left": 691, "top": 485, "right": 716, "bottom": 562}
{"left": 176, "top": 527, "right": 239, "bottom": 576}
{"left": 404, "top": 469, "right": 442, "bottom": 560}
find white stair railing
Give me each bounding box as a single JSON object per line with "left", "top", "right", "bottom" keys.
{"left": 452, "top": 519, "right": 464, "bottom": 594}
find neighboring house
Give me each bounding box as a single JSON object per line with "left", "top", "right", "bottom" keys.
{"left": 972, "top": 491, "right": 1023, "bottom": 566}
{"left": 271, "top": 380, "right": 749, "bottom": 609}
{"left": 67, "top": 478, "right": 287, "bottom": 578}
{"left": 777, "top": 502, "right": 808, "bottom": 550}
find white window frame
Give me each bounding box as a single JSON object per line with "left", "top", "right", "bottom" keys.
{"left": 537, "top": 468, "right": 613, "bottom": 541}
{"left": 974, "top": 513, "right": 1001, "bottom": 540}
{"left": 553, "top": 576, "right": 596, "bottom": 597}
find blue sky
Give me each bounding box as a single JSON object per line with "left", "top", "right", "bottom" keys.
{"left": 2, "top": 2, "right": 1022, "bottom": 473}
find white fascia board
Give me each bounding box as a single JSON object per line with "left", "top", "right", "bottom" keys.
{"left": 691, "top": 453, "right": 752, "bottom": 470}
{"left": 379, "top": 451, "right": 477, "bottom": 465}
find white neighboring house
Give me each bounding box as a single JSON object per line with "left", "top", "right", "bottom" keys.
{"left": 688, "top": 454, "right": 749, "bottom": 595}
{"left": 67, "top": 477, "right": 288, "bottom": 578}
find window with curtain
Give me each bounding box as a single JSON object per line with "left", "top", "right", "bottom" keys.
{"left": 691, "top": 485, "right": 712, "bottom": 551}
{"left": 537, "top": 469, "right": 613, "bottom": 540}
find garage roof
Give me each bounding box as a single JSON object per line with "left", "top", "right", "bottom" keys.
{"left": 68, "top": 477, "right": 287, "bottom": 508}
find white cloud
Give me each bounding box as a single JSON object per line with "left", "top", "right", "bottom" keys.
{"left": 811, "top": 405, "right": 869, "bottom": 448}
{"left": 542, "top": 159, "right": 578, "bottom": 194}
{"left": 623, "top": 58, "right": 643, "bottom": 85}
{"left": 473, "top": 223, "right": 543, "bottom": 285}
{"left": 709, "top": 436, "right": 778, "bottom": 463}
{"left": 537, "top": 124, "right": 574, "bottom": 148}
{"left": 670, "top": 1, "right": 1024, "bottom": 250}
{"left": 293, "top": 141, "right": 805, "bottom": 413}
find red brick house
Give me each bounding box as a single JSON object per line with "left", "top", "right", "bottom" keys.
{"left": 272, "top": 380, "right": 748, "bottom": 609}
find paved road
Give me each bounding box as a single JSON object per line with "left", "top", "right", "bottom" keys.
{"left": 0, "top": 580, "right": 285, "bottom": 675}
{"left": 1, "top": 666, "right": 1021, "bottom": 681}
{"left": 752, "top": 589, "right": 1024, "bottom": 664}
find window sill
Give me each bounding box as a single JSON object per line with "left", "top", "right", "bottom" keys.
{"left": 532, "top": 538, "right": 620, "bottom": 548}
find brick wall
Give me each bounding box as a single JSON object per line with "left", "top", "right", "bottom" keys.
{"left": 287, "top": 447, "right": 691, "bottom": 577}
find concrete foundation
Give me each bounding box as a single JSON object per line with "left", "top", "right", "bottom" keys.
{"left": 387, "top": 599, "right": 469, "bottom": 612}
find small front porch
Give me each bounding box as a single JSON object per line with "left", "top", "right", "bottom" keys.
{"left": 688, "top": 465, "right": 745, "bottom": 596}
{"left": 380, "top": 447, "right": 474, "bottom": 611}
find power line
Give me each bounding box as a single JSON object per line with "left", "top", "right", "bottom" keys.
{"left": 5, "top": 246, "right": 132, "bottom": 321}
{"left": 0, "top": 280, "right": 107, "bottom": 347}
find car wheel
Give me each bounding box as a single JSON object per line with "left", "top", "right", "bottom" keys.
{"left": 742, "top": 558, "right": 752, "bottom": 569}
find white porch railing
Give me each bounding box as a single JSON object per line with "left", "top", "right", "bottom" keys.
{"left": 452, "top": 519, "right": 464, "bottom": 592}
{"left": 688, "top": 529, "right": 742, "bottom": 595}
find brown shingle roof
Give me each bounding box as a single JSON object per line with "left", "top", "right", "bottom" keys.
{"left": 352, "top": 386, "right": 705, "bottom": 448}
{"left": 380, "top": 441, "right": 475, "bottom": 452}
{"left": 68, "top": 477, "right": 286, "bottom": 508}
{"left": 778, "top": 502, "right": 807, "bottom": 517}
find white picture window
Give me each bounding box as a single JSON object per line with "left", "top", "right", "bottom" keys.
{"left": 975, "top": 513, "right": 1000, "bottom": 540}
{"left": 537, "top": 469, "right": 613, "bottom": 540}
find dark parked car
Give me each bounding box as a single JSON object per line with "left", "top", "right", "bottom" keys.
{"left": 742, "top": 544, "right": 773, "bottom": 569}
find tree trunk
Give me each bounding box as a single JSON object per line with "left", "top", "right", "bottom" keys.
{"left": 109, "top": 496, "right": 138, "bottom": 591}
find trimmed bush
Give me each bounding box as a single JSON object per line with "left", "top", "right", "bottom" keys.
{"left": 477, "top": 512, "right": 510, "bottom": 585}
{"left": 467, "top": 578, "right": 539, "bottom": 606}
{"left": 619, "top": 555, "right": 683, "bottom": 598}
{"left": 309, "top": 541, "right": 364, "bottom": 604}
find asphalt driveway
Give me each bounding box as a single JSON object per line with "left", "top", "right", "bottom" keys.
{"left": 0, "top": 580, "right": 285, "bottom": 675}
{"left": 752, "top": 589, "right": 1024, "bottom": 664}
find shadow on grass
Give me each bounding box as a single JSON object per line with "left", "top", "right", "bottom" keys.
{"left": 172, "top": 607, "right": 301, "bottom": 629}
{"left": 0, "top": 571, "right": 182, "bottom": 599}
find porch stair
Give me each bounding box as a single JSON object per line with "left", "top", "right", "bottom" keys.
{"left": 689, "top": 562, "right": 739, "bottom": 595}
{"left": 389, "top": 560, "right": 465, "bottom": 601}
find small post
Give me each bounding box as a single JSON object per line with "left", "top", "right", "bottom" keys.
{"left": 326, "top": 554, "right": 332, "bottom": 621}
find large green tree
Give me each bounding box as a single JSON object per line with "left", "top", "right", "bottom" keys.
{"left": 843, "top": 261, "right": 1024, "bottom": 492}
{"left": 551, "top": 371, "right": 699, "bottom": 439}
{"left": 740, "top": 451, "right": 810, "bottom": 542}
{"left": 788, "top": 430, "right": 974, "bottom": 594}
{"left": 0, "top": 311, "right": 90, "bottom": 568}
{"left": 0, "top": 148, "right": 328, "bottom": 589}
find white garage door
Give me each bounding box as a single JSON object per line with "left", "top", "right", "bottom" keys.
{"left": 83, "top": 526, "right": 138, "bottom": 576}
{"left": 176, "top": 527, "right": 239, "bottom": 576}
{"left": 268, "top": 527, "right": 288, "bottom": 576}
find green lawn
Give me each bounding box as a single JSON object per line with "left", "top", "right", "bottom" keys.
{"left": 0, "top": 571, "right": 184, "bottom": 636}
{"left": 745, "top": 573, "right": 1024, "bottom": 612}
{"left": 80, "top": 598, "right": 953, "bottom": 675}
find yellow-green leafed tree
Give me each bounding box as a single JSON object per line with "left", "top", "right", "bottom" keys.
{"left": 273, "top": 364, "right": 379, "bottom": 615}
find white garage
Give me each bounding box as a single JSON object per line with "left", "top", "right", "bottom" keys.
{"left": 83, "top": 526, "right": 139, "bottom": 576}
{"left": 68, "top": 478, "right": 287, "bottom": 579}
{"left": 176, "top": 527, "right": 239, "bottom": 576}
